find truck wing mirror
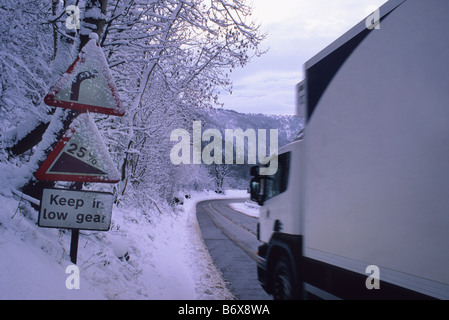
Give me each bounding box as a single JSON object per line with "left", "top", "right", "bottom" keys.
{"left": 250, "top": 177, "right": 266, "bottom": 206}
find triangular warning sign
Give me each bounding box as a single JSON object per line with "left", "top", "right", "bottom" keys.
{"left": 36, "top": 113, "right": 120, "bottom": 183}
{"left": 44, "top": 38, "right": 125, "bottom": 116}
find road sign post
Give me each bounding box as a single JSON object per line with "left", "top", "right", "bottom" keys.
{"left": 36, "top": 34, "right": 123, "bottom": 265}
{"left": 70, "top": 229, "right": 80, "bottom": 264}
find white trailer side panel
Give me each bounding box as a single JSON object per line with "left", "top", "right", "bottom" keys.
{"left": 304, "top": 0, "right": 449, "bottom": 295}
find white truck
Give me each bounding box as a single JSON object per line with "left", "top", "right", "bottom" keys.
{"left": 250, "top": 0, "right": 449, "bottom": 300}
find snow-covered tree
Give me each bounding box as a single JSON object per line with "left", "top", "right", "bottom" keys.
{"left": 99, "top": 0, "right": 266, "bottom": 200}
{"left": 1, "top": 0, "right": 266, "bottom": 202}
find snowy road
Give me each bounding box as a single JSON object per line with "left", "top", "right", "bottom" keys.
{"left": 196, "top": 199, "right": 271, "bottom": 300}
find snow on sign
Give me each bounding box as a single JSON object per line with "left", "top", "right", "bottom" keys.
{"left": 36, "top": 112, "right": 120, "bottom": 183}
{"left": 39, "top": 188, "right": 113, "bottom": 231}
{"left": 44, "top": 37, "right": 125, "bottom": 116}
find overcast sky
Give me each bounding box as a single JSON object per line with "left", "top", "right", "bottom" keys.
{"left": 219, "top": 0, "right": 388, "bottom": 115}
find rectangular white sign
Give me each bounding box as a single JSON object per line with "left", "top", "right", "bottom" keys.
{"left": 39, "top": 188, "right": 113, "bottom": 231}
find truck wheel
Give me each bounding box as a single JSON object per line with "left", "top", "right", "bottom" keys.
{"left": 272, "top": 256, "right": 296, "bottom": 300}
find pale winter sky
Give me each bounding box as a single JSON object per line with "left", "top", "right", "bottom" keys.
{"left": 219, "top": 0, "right": 388, "bottom": 115}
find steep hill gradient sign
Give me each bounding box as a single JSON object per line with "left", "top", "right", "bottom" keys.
{"left": 36, "top": 113, "right": 120, "bottom": 183}
{"left": 44, "top": 38, "right": 125, "bottom": 116}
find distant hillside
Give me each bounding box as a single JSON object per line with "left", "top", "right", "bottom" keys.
{"left": 193, "top": 107, "right": 303, "bottom": 148}
{"left": 190, "top": 107, "right": 303, "bottom": 191}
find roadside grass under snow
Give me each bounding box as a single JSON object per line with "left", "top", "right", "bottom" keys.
{"left": 0, "top": 186, "right": 249, "bottom": 300}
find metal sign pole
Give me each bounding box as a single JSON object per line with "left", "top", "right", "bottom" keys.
{"left": 70, "top": 182, "right": 82, "bottom": 265}
{"left": 70, "top": 229, "right": 80, "bottom": 264}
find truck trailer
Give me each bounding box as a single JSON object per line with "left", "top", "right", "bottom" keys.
{"left": 250, "top": 0, "right": 449, "bottom": 299}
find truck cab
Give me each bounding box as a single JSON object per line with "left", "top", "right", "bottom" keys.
{"left": 250, "top": 139, "right": 304, "bottom": 299}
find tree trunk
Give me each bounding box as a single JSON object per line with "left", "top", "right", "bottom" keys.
{"left": 79, "top": 0, "right": 108, "bottom": 50}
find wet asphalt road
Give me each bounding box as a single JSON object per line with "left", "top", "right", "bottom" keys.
{"left": 196, "top": 198, "right": 272, "bottom": 300}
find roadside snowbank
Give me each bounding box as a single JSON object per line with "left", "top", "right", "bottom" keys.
{"left": 228, "top": 200, "right": 260, "bottom": 218}
{"left": 0, "top": 186, "right": 248, "bottom": 300}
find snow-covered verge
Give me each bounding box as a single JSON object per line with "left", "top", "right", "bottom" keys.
{"left": 228, "top": 200, "right": 260, "bottom": 218}
{"left": 0, "top": 183, "right": 248, "bottom": 300}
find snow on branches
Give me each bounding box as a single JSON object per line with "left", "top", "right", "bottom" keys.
{"left": 0, "top": 0, "right": 266, "bottom": 201}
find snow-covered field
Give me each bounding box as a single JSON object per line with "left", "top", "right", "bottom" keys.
{"left": 0, "top": 187, "right": 249, "bottom": 300}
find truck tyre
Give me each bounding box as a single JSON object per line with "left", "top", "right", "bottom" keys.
{"left": 272, "top": 256, "right": 297, "bottom": 300}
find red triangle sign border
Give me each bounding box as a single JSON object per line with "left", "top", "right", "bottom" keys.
{"left": 44, "top": 39, "right": 125, "bottom": 117}
{"left": 35, "top": 113, "right": 120, "bottom": 183}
